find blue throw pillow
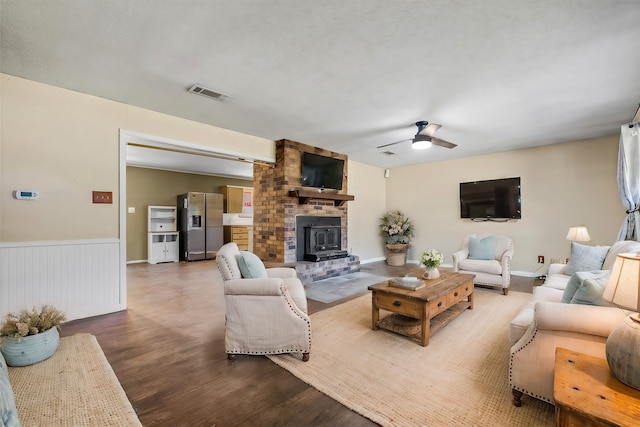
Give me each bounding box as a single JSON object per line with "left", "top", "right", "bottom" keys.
{"left": 468, "top": 236, "right": 496, "bottom": 260}
{"left": 238, "top": 251, "right": 268, "bottom": 279}
{"left": 0, "top": 351, "right": 20, "bottom": 427}
{"left": 570, "top": 270, "right": 614, "bottom": 306}
{"left": 564, "top": 242, "right": 610, "bottom": 276}
{"left": 561, "top": 273, "right": 583, "bottom": 303}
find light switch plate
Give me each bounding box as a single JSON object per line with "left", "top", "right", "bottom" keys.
{"left": 92, "top": 191, "right": 113, "bottom": 204}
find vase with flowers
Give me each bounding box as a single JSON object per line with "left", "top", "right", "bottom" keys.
{"left": 380, "top": 210, "right": 414, "bottom": 266}
{"left": 420, "top": 248, "right": 444, "bottom": 279}
{"left": 0, "top": 305, "right": 66, "bottom": 366}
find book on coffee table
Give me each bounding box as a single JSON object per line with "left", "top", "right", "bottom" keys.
{"left": 389, "top": 277, "right": 426, "bottom": 291}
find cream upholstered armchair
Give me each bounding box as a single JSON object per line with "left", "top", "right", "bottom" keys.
{"left": 216, "top": 242, "right": 311, "bottom": 361}
{"left": 452, "top": 233, "right": 515, "bottom": 295}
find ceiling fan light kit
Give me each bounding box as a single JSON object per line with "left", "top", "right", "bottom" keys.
{"left": 376, "top": 121, "right": 457, "bottom": 150}
{"left": 412, "top": 138, "right": 432, "bottom": 149}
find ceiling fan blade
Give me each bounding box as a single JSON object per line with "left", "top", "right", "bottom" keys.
{"left": 376, "top": 139, "right": 411, "bottom": 149}
{"left": 378, "top": 121, "right": 454, "bottom": 150}
{"left": 431, "top": 137, "right": 457, "bottom": 149}
{"left": 417, "top": 123, "right": 442, "bottom": 137}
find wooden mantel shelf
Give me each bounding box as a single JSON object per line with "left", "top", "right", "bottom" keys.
{"left": 289, "top": 190, "right": 355, "bottom": 207}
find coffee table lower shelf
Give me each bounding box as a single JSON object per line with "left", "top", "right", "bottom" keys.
{"left": 376, "top": 300, "right": 472, "bottom": 344}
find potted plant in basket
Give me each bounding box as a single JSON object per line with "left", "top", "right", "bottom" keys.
{"left": 379, "top": 210, "right": 414, "bottom": 266}
{"left": 0, "top": 305, "right": 66, "bottom": 366}
{"left": 420, "top": 248, "right": 444, "bottom": 279}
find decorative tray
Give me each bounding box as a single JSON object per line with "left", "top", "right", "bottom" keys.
{"left": 388, "top": 277, "right": 426, "bottom": 291}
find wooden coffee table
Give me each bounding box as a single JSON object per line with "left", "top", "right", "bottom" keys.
{"left": 368, "top": 270, "right": 475, "bottom": 346}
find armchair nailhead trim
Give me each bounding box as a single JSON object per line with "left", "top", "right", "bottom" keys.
{"left": 224, "top": 284, "right": 312, "bottom": 358}
{"left": 217, "top": 256, "right": 239, "bottom": 281}
{"left": 508, "top": 327, "right": 553, "bottom": 404}
{"left": 280, "top": 285, "right": 312, "bottom": 350}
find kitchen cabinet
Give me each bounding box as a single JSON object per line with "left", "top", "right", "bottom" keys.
{"left": 224, "top": 226, "right": 250, "bottom": 251}
{"left": 221, "top": 185, "right": 253, "bottom": 215}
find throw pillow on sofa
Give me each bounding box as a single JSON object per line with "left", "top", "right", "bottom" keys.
{"left": 0, "top": 352, "right": 20, "bottom": 427}
{"left": 561, "top": 273, "right": 584, "bottom": 303}
{"left": 564, "top": 242, "right": 610, "bottom": 275}
{"left": 561, "top": 270, "right": 614, "bottom": 306}
{"left": 570, "top": 271, "right": 615, "bottom": 306}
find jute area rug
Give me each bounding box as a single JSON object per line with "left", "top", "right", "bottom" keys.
{"left": 267, "top": 289, "right": 555, "bottom": 427}
{"left": 8, "top": 333, "right": 141, "bottom": 426}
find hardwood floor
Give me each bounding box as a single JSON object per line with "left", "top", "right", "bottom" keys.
{"left": 61, "top": 260, "right": 537, "bottom": 426}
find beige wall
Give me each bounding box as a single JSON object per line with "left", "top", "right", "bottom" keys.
{"left": 1, "top": 73, "right": 625, "bottom": 277}
{"left": 347, "top": 160, "right": 387, "bottom": 261}
{"left": 126, "top": 167, "right": 252, "bottom": 261}
{"left": 0, "top": 73, "right": 273, "bottom": 242}
{"left": 385, "top": 136, "right": 623, "bottom": 274}
{"left": 1, "top": 74, "right": 123, "bottom": 241}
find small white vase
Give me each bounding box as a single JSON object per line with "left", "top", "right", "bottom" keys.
{"left": 424, "top": 267, "right": 440, "bottom": 280}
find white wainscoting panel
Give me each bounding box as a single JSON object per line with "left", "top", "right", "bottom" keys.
{"left": 0, "top": 239, "right": 123, "bottom": 322}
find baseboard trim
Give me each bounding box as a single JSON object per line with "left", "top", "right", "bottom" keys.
{"left": 359, "top": 257, "right": 386, "bottom": 264}
{"left": 512, "top": 270, "right": 538, "bottom": 278}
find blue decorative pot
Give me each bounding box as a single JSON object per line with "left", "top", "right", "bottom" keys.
{"left": 1, "top": 327, "right": 60, "bottom": 367}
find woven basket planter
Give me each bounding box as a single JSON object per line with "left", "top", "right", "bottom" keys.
{"left": 385, "top": 244, "right": 409, "bottom": 266}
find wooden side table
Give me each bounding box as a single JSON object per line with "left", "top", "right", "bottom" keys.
{"left": 553, "top": 347, "right": 640, "bottom": 427}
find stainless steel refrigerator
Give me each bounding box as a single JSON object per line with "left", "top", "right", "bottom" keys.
{"left": 177, "top": 192, "right": 223, "bottom": 261}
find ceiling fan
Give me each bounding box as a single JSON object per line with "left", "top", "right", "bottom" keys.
{"left": 377, "top": 121, "right": 457, "bottom": 150}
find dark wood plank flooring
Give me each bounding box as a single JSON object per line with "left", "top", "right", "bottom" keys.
{"left": 61, "top": 260, "right": 537, "bottom": 426}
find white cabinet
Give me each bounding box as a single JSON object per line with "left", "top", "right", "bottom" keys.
{"left": 148, "top": 232, "right": 179, "bottom": 264}
{"left": 148, "top": 206, "right": 179, "bottom": 264}
{"left": 148, "top": 206, "right": 177, "bottom": 232}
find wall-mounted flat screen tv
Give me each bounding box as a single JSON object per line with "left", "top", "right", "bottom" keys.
{"left": 460, "top": 177, "right": 521, "bottom": 219}
{"left": 300, "top": 152, "right": 345, "bottom": 190}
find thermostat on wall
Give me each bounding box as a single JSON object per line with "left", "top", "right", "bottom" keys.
{"left": 14, "top": 190, "right": 39, "bottom": 200}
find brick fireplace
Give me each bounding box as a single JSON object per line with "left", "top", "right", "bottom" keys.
{"left": 253, "top": 139, "right": 359, "bottom": 283}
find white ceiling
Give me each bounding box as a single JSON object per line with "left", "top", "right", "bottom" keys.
{"left": 2, "top": 1, "right": 639, "bottom": 178}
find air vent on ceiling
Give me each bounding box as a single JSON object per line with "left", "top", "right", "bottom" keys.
{"left": 188, "top": 84, "right": 231, "bottom": 102}
{"left": 382, "top": 151, "right": 395, "bottom": 155}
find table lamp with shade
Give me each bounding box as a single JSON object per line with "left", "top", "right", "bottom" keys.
{"left": 566, "top": 226, "right": 591, "bottom": 242}
{"left": 602, "top": 253, "right": 640, "bottom": 390}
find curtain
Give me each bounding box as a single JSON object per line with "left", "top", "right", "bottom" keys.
{"left": 616, "top": 121, "right": 640, "bottom": 241}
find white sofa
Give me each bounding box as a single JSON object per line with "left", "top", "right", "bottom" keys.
{"left": 508, "top": 240, "right": 640, "bottom": 407}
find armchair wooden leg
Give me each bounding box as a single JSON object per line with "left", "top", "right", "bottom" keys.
{"left": 302, "top": 353, "right": 310, "bottom": 362}
{"left": 503, "top": 288, "right": 509, "bottom": 295}
{"left": 512, "top": 389, "right": 522, "bottom": 407}
{"left": 227, "top": 353, "right": 235, "bottom": 361}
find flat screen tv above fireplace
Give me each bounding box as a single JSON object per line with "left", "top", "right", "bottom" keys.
{"left": 460, "top": 177, "right": 521, "bottom": 220}
{"left": 300, "top": 152, "right": 344, "bottom": 191}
